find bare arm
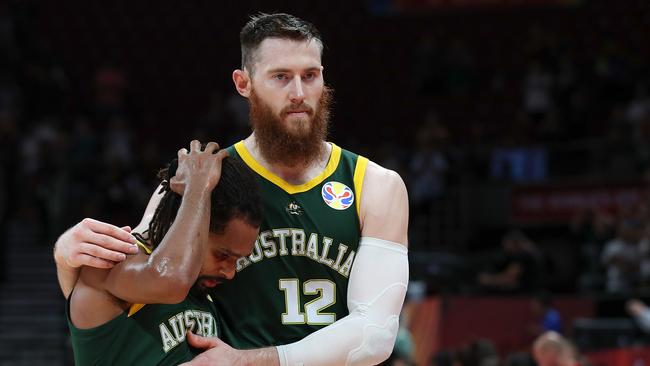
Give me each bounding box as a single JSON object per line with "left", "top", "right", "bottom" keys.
{"left": 82, "top": 186, "right": 212, "bottom": 304}
{"left": 91, "top": 142, "right": 227, "bottom": 304}
{"left": 53, "top": 182, "right": 166, "bottom": 299}
{"left": 54, "top": 219, "right": 139, "bottom": 298}
{"left": 70, "top": 141, "right": 226, "bottom": 330}
{"left": 273, "top": 162, "right": 410, "bottom": 365}
{"left": 357, "top": 161, "right": 409, "bottom": 245}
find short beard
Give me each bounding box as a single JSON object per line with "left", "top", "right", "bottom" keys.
{"left": 191, "top": 275, "right": 228, "bottom": 295}
{"left": 249, "top": 86, "right": 332, "bottom": 167}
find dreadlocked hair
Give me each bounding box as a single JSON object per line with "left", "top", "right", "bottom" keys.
{"left": 147, "top": 156, "right": 262, "bottom": 251}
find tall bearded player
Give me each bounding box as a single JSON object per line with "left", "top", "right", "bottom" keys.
{"left": 54, "top": 13, "right": 409, "bottom": 366}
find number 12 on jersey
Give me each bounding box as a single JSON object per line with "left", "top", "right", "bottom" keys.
{"left": 279, "top": 279, "right": 336, "bottom": 325}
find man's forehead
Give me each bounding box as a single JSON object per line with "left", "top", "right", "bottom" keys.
{"left": 253, "top": 38, "right": 322, "bottom": 69}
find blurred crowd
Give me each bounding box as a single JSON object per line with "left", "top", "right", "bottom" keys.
{"left": 424, "top": 331, "right": 581, "bottom": 366}
{"left": 2, "top": 1, "right": 650, "bottom": 298}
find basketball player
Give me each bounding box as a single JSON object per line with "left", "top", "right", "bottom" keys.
{"left": 66, "top": 141, "right": 262, "bottom": 365}
{"left": 54, "top": 13, "right": 409, "bottom": 365}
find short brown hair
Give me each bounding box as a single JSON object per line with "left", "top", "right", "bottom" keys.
{"left": 240, "top": 13, "right": 324, "bottom": 73}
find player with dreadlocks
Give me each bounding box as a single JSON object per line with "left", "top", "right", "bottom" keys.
{"left": 66, "top": 140, "right": 262, "bottom": 366}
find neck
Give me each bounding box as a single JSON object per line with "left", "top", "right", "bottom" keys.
{"left": 243, "top": 133, "right": 331, "bottom": 185}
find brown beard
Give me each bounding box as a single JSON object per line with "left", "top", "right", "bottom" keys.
{"left": 249, "top": 86, "right": 332, "bottom": 167}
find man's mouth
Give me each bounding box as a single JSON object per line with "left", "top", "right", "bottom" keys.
{"left": 286, "top": 110, "right": 309, "bottom": 116}
{"left": 199, "top": 278, "right": 222, "bottom": 288}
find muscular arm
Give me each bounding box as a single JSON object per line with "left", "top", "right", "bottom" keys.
{"left": 81, "top": 186, "right": 212, "bottom": 304}
{"left": 275, "top": 162, "right": 409, "bottom": 366}
{"left": 70, "top": 142, "right": 226, "bottom": 329}
{"left": 53, "top": 185, "right": 163, "bottom": 298}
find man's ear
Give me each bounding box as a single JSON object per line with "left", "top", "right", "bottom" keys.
{"left": 233, "top": 69, "right": 251, "bottom": 98}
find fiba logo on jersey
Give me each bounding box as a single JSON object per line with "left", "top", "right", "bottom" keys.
{"left": 321, "top": 181, "right": 354, "bottom": 210}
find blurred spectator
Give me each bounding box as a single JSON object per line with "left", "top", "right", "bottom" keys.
{"left": 504, "top": 352, "right": 535, "bottom": 366}
{"left": 532, "top": 331, "right": 579, "bottom": 366}
{"left": 530, "top": 293, "right": 563, "bottom": 336}
{"left": 409, "top": 111, "right": 449, "bottom": 213}
{"left": 634, "top": 114, "right": 650, "bottom": 170}
{"left": 414, "top": 33, "right": 445, "bottom": 96}
{"left": 103, "top": 117, "right": 133, "bottom": 165}
{"left": 625, "top": 83, "right": 650, "bottom": 132}
{"left": 523, "top": 61, "right": 554, "bottom": 125}
{"left": 601, "top": 218, "right": 644, "bottom": 293}
{"left": 444, "top": 39, "right": 475, "bottom": 97}
{"left": 571, "top": 208, "right": 615, "bottom": 292}
{"left": 626, "top": 298, "right": 650, "bottom": 334}
{"left": 93, "top": 64, "right": 128, "bottom": 120}
{"left": 6, "top": 197, "right": 45, "bottom": 248}
{"left": 390, "top": 323, "right": 415, "bottom": 365}
{"left": 455, "top": 339, "right": 500, "bottom": 366}
{"left": 429, "top": 351, "right": 453, "bottom": 366}
{"left": 489, "top": 145, "right": 547, "bottom": 183}
{"left": 225, "top": 91, "right": 250, "bottom": 134}
{"left": 477, "top": 229, "right": 542, "bottom": 293}
{"left": 68, "top": 116, "right": 100, "bottom": 170}
{"left": 639, "top": 223, "right": 650, "bottom": 290}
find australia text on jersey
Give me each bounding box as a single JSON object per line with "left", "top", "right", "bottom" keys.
{"left": 236, "top": 228, "right": 356, "bottom": 278}
{"left": 160, "top": 310, "right": 217, "bottom": 353}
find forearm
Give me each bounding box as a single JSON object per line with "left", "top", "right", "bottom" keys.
{"left": 145, "top": 188, "right": 212, "bottom": 286}
{"left": 240, "top": 347, "right": 280, "bottom": 366}
{"left": 104, "top": 187, "right": 212, "bottom": 303}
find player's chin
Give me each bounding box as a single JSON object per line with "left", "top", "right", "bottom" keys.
{"left": 284, "top": 123, "right": 312, "bottom": 139}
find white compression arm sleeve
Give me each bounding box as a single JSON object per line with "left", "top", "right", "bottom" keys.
{"left": 276, "top": 237, "right": 409, "bottom": 366}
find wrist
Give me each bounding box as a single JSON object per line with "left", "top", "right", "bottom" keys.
{"left": 242, "top": 347, "right": 280, "bottom": 366}
{"left": 53, "top": 241, "right": 67, "bottom": 266}
{"left": 184, "top": 181, "right": 215, "bottom": 195}
{"left": 182, "top": 186, "right": 213, "bottom": 202}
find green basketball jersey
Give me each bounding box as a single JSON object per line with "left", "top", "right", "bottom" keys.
{"left": 212, "top": 141, "right": 369, "bottom": 348}
{"left": 67, "top": 290, "right": 219, "bottom": 365}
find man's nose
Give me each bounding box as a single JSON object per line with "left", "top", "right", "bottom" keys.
{"left": 289, "top": 76, "right": 305, "bottom": 104}
{"left": 220, "top": 265, "right": 236, "bottom": 280}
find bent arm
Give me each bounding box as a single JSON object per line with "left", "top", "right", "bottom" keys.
{"left": 53, "top": 185, "right": 164, "bottom": 298}
{"left": 88, "top": 186, "right": 212, "bottom": 304}
{"left": 276, "top": 163, "right": 410, "bottom": 365}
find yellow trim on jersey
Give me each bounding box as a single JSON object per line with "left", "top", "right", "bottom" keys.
{"left": 234, "top": 141, "right": 342, "bottom": 194}
{"left": 127, "top": 303, "right": 146, "bottom": 317}
{"left": 126, "top": 240, "right": 151, "bottom": 317}
{"left": 353, "top": 156, "right": 369, "bottom": 218}
{"left": 135, "top": 240, "right": 152, "bottom": 255}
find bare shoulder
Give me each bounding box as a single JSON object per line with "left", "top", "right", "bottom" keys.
{"left": 359, "top": 160, "right": 409, "bottom": 245}
{"left": 363, "top": 160, "right": 407, "bottom": 192}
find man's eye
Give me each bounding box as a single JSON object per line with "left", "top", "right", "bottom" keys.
{"left": 274, "top": 74, "right": 287, "bottom": 80}
{"left": 215, "top": 252, "right": 229, "bottom": 260}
